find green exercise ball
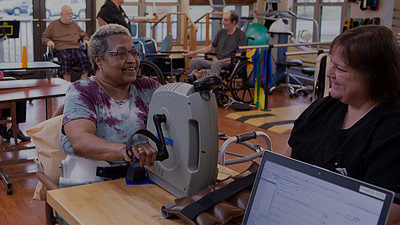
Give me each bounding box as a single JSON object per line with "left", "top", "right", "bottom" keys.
{"left": 246, "top": 23, "right": 269, "bottom": 46}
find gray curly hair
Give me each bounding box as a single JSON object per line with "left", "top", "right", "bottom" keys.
{"left": 88, "top": 24, "right": 132, "bottom": 72}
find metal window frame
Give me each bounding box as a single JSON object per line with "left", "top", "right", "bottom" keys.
{"left": 123, "top": 0, "right": 181, "bottom": 42}
{"left": 293, "top": 0, "right": 348, "bottom": 42}
{"left": 32, "top": 0, "right": 94, "bottom": 61}
{"left": 187, "top": 3, "right": 254, "bottom": 45}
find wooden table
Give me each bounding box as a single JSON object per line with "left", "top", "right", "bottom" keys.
{"left": 47, "top": 166, "right": 238, "bottom": 225}
{"left": 0, "top": 61, "right": 60, "bottom": 79}
{"left": 0, "top": 78, "right": 70, "bottom": 194}
{"left": 0, "top": 78, "right": 70, "bottom": 119}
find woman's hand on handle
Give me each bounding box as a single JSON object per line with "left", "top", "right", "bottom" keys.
{"left": 130, "top": 143, "right": 157, "bottom": 169}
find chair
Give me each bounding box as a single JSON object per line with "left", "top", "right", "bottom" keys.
{"left": 0, "top": 77, "right": 18, "bottom": 144}
{"left": 32, "top": 104, "right": 65, "bottom": 225}
{"left": 292, "top": 67, "right": 315, "bottom": 97}
{"left": 36, "top": 167, "right": 61, "bottom": 225}
{"left": 199, "top": 37, "right": 258, "bottom": 106}
{"left": 160, "top": 33, "right": 173, "bottom": 52}
{"left": 0, "top": 102, "right": 18, "bottom": 144}
{"left": 312, "top": 54, "right": 331, "bottom": 101}
{"left": 270, "top": 58, "right": 304, "bottom": 97}
{"left": 42, "top": 41, "right": 92, "bottom": 80}
{"left": 41, "top": 48, "right": 60, "bottom": 79}
{"left": 301, "top": 67, "right": 315, "bottom": 76}
{"left": 135, "top": 34, "right": 185, "bottom": 82}
{"left": 221, "top": 54, "right": 255, "bottom": 105}
{"left": 130, "top": 23, "right": 137, "bottom": 37}
{"left": 188, "top": 53, "right": 254, "bottom": 107}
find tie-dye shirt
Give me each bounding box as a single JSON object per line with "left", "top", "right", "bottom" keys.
{"left": 60, "top": 76, "right": 161, "bottom": 156}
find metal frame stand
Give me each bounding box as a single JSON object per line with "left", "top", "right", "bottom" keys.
{"left": 0, "top": 145, "right": 35, "bottom": 194}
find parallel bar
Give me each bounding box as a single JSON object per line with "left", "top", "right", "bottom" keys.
{"left": 239, "top": 41, "right": 331, "bottom": 50}
{"left": 285, "top": 49, "right": 330, "bottom": 56}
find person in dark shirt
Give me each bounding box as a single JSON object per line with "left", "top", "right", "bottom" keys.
{"left": 283, "top": 25, "right": 400, "bottom": 224}
{"left": 97, "top": 0, "right": 132, "bottom": 34}
{"left": 183, "top": 10, "right": 247, "bottom": 77}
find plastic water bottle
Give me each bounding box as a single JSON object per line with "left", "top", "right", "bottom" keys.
{"left": 22, "top": 46, "right": 27, "bottom": 68}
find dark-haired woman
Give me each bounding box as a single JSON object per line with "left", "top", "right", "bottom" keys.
{"left": 284, "top": 25, "right": 400, "bottom": 224}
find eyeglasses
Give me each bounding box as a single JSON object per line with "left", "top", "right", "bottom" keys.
{"left": 102, "top": 49, "right": 141, "bottom": 60}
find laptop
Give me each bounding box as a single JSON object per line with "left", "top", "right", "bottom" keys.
{"left": 242, "top": 151, "right": 394, "bottom": 225}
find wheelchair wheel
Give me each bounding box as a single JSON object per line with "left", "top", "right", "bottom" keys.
{"left": 229, "top": 61, "right": 254, "bottom": 104}
{"left": 140, "top": 60, "right": 166, "bottom": 85}
{"left": 217, "top": 93, "right": 230, "bottom": 107}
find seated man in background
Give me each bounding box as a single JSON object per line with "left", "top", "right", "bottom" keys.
{"left": 184, "top": 10, "right": 247, "bottom": 79}
{"left": 42, "top": 5, "right": 91, "bottom": 82}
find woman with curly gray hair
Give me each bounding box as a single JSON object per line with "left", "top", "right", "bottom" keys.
{"left": 59, "top": 24, "right": 160, "bottom": 186}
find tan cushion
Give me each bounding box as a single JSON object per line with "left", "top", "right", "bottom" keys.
{"left": 26, "top": 115, "right": 66, "bottom": 201}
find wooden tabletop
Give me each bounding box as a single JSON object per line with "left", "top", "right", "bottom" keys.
{"left": 0, "top": 78, "right": 70, "bottom": 102}
{"left": 0, "top": 61, "right": 60, "bottom": 71}
{"left": 0, "top": 78, "right": 69, "bottom": 90}
{"left": 47, "top": 165, "right": 238, "bottom": 225}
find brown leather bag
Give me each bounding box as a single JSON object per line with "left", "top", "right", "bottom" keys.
{"left": 163, "top": 163, "right": 259, "bottom": 225}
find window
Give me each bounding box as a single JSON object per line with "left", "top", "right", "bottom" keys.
{"left": 0, "top": 0, "right": 34, "bottom": 62}
{"left": 295, "top": 5, "right": 314, "bottom": 42}
{"left": 123, "top": 0, "right": 180, "bottom": 42}
{"left": 123, "top": 0, "right": 252, "bottom": 43}
{"left": 146, "top": 5, "right": 178, "bottom": 41}
{"left": 189, "top": 4, "right": 252, "bottom": 42}
{"left": 293, "top": 0, "right": 346, "bottom": 42}
{"left": 120, "top": 5, "right": 139, "bottom": 38}
{"left": 45, "top": 0, "right": 86, "bottom": 20}
{"left": 320, "top": 6, "right": 342, "bottom": 41}
{"left": 188, "top": 5, "right": 213, "bottom": 41}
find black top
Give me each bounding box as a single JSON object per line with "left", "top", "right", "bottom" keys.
{"left": 289, "top": 96, "right": 400, "bottom": 193}
{"left": 97, "top": 0, "right": 132, "bottom": 34}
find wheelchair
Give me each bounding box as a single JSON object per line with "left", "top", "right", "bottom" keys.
{"left": 139, "top": 59, "right": 165, "bottom": 84}
{"left": 42, "top": 42, "right": 93, "bottom": 80}
{"left": 187, "top": 53, "right": 254, "bottom": 108}
{"left": 132, "top": 38, "right": 167, "bottom": 84}
{"left": 133, "top": 36, "right": 184, "bottom": 84}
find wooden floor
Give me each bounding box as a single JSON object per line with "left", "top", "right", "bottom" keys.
{"left": 0, "top": 88, "right": 310, "bottom": 225}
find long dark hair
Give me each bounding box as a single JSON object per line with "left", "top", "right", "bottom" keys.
{"left": 330, "top": 25, "right": 400, "bottom": 102}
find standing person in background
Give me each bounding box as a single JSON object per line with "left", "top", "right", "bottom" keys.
{"left": 97, "top": 0, "right": 132, "bottom": 34}
{"left": 42, "top": 5, "right": 91, "bottom": 82}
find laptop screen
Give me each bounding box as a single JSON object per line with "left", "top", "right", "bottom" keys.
{"left": 242, "top": 151, "right": 394, "bottom": 225}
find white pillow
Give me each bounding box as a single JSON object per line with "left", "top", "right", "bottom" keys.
{"left": 26, "top": 115, "right": 66, "bottom": 201}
